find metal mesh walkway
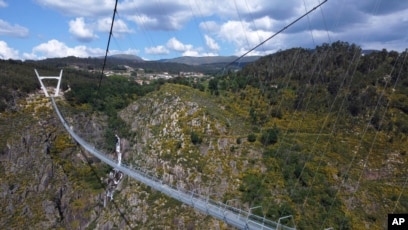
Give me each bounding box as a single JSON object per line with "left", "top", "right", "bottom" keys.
{"left": 50, "top": 96, "right": 295, "bottom": 230}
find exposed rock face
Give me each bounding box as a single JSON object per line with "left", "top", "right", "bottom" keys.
{"left": 0, "top": 95, "right": 103, "bottom": 229}
{"left": 1, "top": 89, "right": 245, "bottom": 229}
{"left": 119, "top": 84, "right": 255, "bottom": 196}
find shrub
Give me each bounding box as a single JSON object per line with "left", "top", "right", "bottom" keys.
{"left": 247, "top": 133, "right": 257, "bottom": 142}
{"left": 190, "top": 131, "right": 202, "bottom": 145}
{"left": 260, "top": 127, "right": 279, "bottom": 146}
{"left": 236, "top": 138, "right": 241, "bottom": 144}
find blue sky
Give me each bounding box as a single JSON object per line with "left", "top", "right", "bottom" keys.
{"left": 1, "top": 0, "right": 407, "bottom": 60}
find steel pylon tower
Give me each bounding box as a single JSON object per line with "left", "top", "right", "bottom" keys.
{"left": 34, "top": 69, "right": 63, "bottom": 97}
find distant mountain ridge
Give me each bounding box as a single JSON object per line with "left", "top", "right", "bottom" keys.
{"left": 104, "top": 54, "right": 262, "bottom": 66}
{"left": 29, "top": 54, "right": 262, "bottom": 74}
{"left": 108, "top": 54, "right": 144, "bottom": 62}
{"left": 25, "top": 48, "right": 380, "bottom": 74}
{"left": 158, "top": 55, "right": 262, "bottom": 65}
{"left": 93, "top": 53, "right": 261, "bottom": 64}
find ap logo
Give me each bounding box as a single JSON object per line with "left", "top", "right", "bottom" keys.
{"left": 388, "top": 214, "right": 408, "bottom": 230}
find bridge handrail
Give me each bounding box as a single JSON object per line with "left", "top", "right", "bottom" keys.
{"left": 50, "top": 97, "right": 295, "bottom": 230}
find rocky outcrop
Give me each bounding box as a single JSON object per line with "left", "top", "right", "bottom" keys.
{"left": 0, "top": 95, "right": 106, "bottom": 229}
{"left": 0, "top": 90, "right": 242, "bottom": 229}
{"left": 119, "top": 84, "right": 261, "bottom": 209}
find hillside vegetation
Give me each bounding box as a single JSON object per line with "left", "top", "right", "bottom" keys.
{"left": 0, "top": 41, "right": 407, "bottom": 229}
{"left": 213, "top": 41, "right": 408, "bottom": 229}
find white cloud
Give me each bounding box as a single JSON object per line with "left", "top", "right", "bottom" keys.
{"left": 126, "top": 13, "right": 187, "bottom": 31}
{"left": 252, "top": 16, "right": 276, "bottom": 31}
{"left": 122, "top": 2, "right": 191, "bottom": 31}
{"left": 0, "top": 19, "right": 29, "bottom": 38}
{"left": 0, "top": 0, "right": 7, "bottom": 7}
{"left": 199, "top": 21, "right": 220, "bottom": 33}
{"left": 147, "top": 37, "right": 220, "bottom": 57}
{"left": 35, "top": 0, "right": 115, "bottom": 17}
{"left": 22, "top": 52, "right": 38, "bottom": 60}
{"left": 182, "top": 50, "right": 200, "bottom": 57}
{"left": 17, "top": 0, "right": 408, "bottom": 59}
{"left": 166, "top": 37, "right": 193, "bottom": 52}
{"left": 216, "top": 20, "right": 286, "bottom": 55}
{"left": 68, "top": 16, "right": 133, "bottom": 43}
{"left": 97, "top": 17, "right": 114, "bottom": 31}
{"left": 69, "top": 17, "right": 98, "bottom": 42}
{"left": 0, "top": 41, "right": 19, "bottom": 59}
{"left": 28, "top": 39, "right": 104, "bottom": 59}
{"left": 97, "top": 17, "right": 133, "bottom": 34}
{"left": 189, "top": 0, "right": 299, "bottom": 21}
{"left": 127, "top": 15, "right": 158, "bottom": 29}
{"left": 204, "top": 35, "right": 219, "bottom": 51}
{"left": 218, "top": 21, "right": 248, "bottom": 47}
{"left": 112, "top": 19, "right": 133, "bottom": 34}
{"left": 145, "top": 45, "right": 169, "bottom": 55}
{"left": 113, "top": 48, "right": 140, "bottom": 55}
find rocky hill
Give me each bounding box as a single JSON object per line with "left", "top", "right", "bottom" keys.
{"left": 0, "top": 94, "right": 107, "bottom": 229}
{"left": 0, "top": 91, "right": 232, "bottom": 229}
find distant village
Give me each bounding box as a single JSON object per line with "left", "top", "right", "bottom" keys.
{"left": 102, "top": 65, "right": 207, "bottom": 85}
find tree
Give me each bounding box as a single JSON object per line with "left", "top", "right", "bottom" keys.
{"left": 249, "top": 107, "right": 257, "bottom": 123}
{"left": 260, "top": 126, "right": 279, "bottom": 146}
{"left": 196, "top": 83, "right": 205, "bottom": 92}
{"left": 208, "top": 78, "right": 218, "bottom": 95}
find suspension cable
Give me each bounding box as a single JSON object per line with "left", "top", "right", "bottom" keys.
{"left": 98, "top": 0, "right": 118, "bottom": 90}
{"left": 220, "top": 0, "right": 328, "bottom": 73}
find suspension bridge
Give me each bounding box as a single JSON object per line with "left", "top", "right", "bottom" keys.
{"left": 32, "top": 1, "right": 391, "bottom": 228}
{"left": 35, "top": 69, "right": 296, "bottom": 230}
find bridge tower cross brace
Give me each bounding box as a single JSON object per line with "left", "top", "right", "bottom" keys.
{"left": 34, "top": 69, "right": 63, "bottom": 97}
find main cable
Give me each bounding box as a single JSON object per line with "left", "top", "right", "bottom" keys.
{"left": 98, "top": 0, "right": 118, "bottom": 90}
{"left": 220, "top": 0, "right": 328, "bottom": 73}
